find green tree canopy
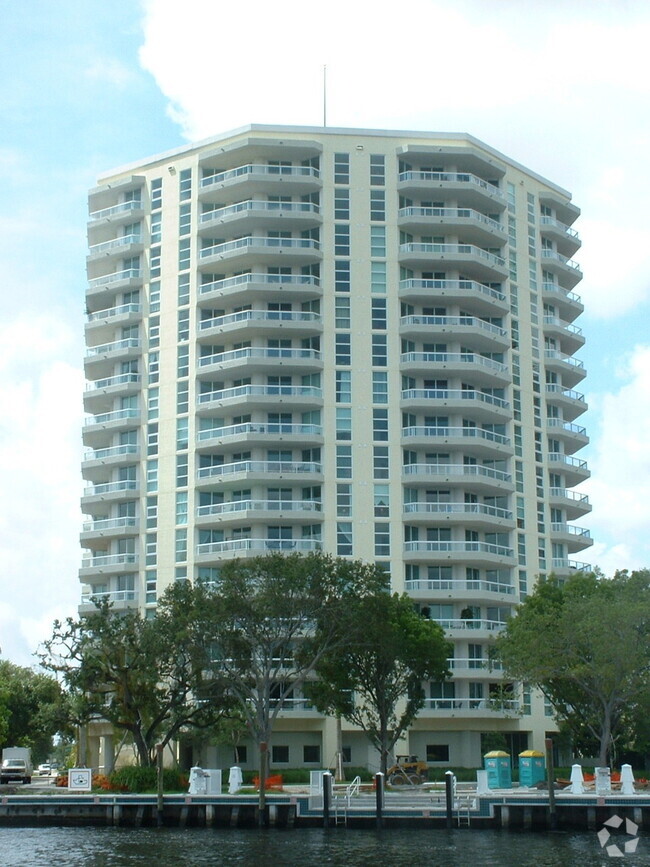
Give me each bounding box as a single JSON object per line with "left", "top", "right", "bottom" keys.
{"left": 306, "top": 592, "right": 451, "bottom": 775}
{"left": 495, "top": 569, "right": 650, "bottom": 766}
{"left": 0, "top": 661, "right": 71, "bottom": 761}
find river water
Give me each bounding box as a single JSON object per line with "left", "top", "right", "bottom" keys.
{"left": 0, "top": 826, "right": 647, "bottom": 866}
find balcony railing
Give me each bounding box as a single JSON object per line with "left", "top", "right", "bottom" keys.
{"left": 88, "top": 233, "right": 142, "bottom": 255}
{"left": 197, "top": 460, "right": 322, "bottom": 479}
{"left": 84, "top": 373, "right": 141, "bottom": 392}
{"left": 199, "top": 347, "right": 321, "bottom": 368}
{"left": 85, "top": 338, "right": 141, "bottom": 358}
{"left": 401, "top": 389, "right": 509, "bottom": 410}
{"left": 403, "top": 502, "right": 512, "bottom": 520}
{"left": 546, "top": 419, "right": 587, "bottom": 436}
{"left": 197, "top": 538, "right": 322, "bottom": 555}
{"left": 197, "top": 499, "right": 322, "bottom": 518}
{"left": 198, "top": 385, "right": 322, "bottom": 405}
{"left": 430, "top": 618, "right": 508, "bottom": 631}
{"left": 421, "top": 698, "right": 520, "bottom": 712}
{"left": 200, "top": 164, "right": 320, "bottom": 188}
{"left": 400, "top": 352, "right": 507, "bottom": 374}
{"left": 548, "top": 487, "right": 590, "bottom": 505}
{"left": 548, "top": 454, "right": 588, "bottom": 471}
{"left": 398, "top": 206, "right": 503, "bottom": 232}
{"left": 541, "top": 249, "right": 581, "bottom": 271}
{"left": 84, "top": 408, "right": 140, "bottom": 427}
{"left": 200, "top": 200, "right": 320, "bottom": 223}
{"left": 545, "top": 384, "right": 585, "bottom": 403}
{"left": 550, "top": 523, "right": 591, "bottom": 538}
{"left": 83, "top": 444, "right": 139, "bottom": 462}
{"left": 82, "top": 517, "right": 138, "bottom": 532}
{"left": 81, "top": 553, "right": 138, "bottom": 568}
{"left": 87, "top": 268, "right": 142, "bottom": 289}
{"left": 398, "top": 171, "right": 503, "bottom": 198}
{"left": 399, "top": 278, "right": 506, "bottom": 304}
{"left": 80, "top": 589, "right": 138, "bottom": 605}
{"left": 404, "top": 541, "right": 513, "bottom": 558}
{"left": 540, "top": 215, "right": 579, "bottom": 239}
{"left": 542, "top": 282, "right": 582, "bottom": 305}
{"left": 544, "top": 349, "right": 584, "bottom": 369}
{"left": 199, "top": 309, "right": 322, "bottom": 330}
{"left": 400, "top": 314, "right": 507, "bottom": 338}
{"left": 200, "top": 236, "right": 320, "bottom": 259}
{"left": 83, "top": 480, "right": 138, "bottom": 496}
{"left": 447, "top": 657, "right": 503, "bottom": 671}
{"left": 403, "top": 463, "right": 511, "bottom": 483}
{"left": 551, "top": 558, "right": 592, "bottom": 572}
{"left": 399, "top": 242, "right": 505, "bottom": 269}
{"left": 543, "top": 316, "right": 583, "bottom": 336}
{"left": 407, "top": 577, "right": 515, "bottom": 595}
{"left": 89, "top": 201, "right": 142, "bottom": 221}
{"left": 198, "top": 422, "right": 322, "bottom": 443}
{"left": 401, "top": 426, "right": 510, "bottom": 447}
{"left": 199, "top": 272, "right": 320, "bottom": 295}
{"left": 86, "top": 303, "right": 142, "bottom": 323}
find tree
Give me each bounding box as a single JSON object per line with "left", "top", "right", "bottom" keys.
{"left": 0, "top": 661, "right": 71, "bottom": 761}
{"left": 204, "top": 551, "right": 387, "bottom": 817}
{"left": 39, "top": 582, "right": 234, "bottom": 767}
{"left": 495, "top": 570, "right": 650, "bottom": 767}
{"left": 306, "top": 592, "right": 451, "bottom": 776}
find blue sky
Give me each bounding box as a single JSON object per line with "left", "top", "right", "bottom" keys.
{"left": 1, "top": 0, "right": 650, "bottom": 666}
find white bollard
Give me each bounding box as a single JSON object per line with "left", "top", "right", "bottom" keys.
{"left": 228, "top": 765, "right": 243, "bottom": 794}
{"left": 620, "top": 763, "right": 636, "bottom": 795}
{"left": 476, "top": 769, "right": 489, "bottom": 796}
{"left": 569, "top": 764, "right": 584, "bottom": 794}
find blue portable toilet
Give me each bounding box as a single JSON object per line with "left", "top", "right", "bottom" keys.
{"left": 519, "top": 750, "right": 545, "bottom": 787}
{"left": 484, "top": 751, "right": 512, "bottom": 789}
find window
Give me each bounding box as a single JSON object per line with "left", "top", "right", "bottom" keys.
{"left": 334, "top": 189, "right": 350, "bottom": 219}
{"left": 371, "top": 298, "right": 387, "bottom": 329}
{"left": 151, "top": 178, "right": 162, "bottom": 210}
{"left": 374, "top": 523, "right": 390, "bottom": 556}
{"left": 178, "top": 273, "right": 190, "bottom": 306}
{"left": 371, "top": 261, "right": 386, "bottom": 294}
{"left": 337, "top": 522, "right": 353, "bottom": 555}
{"left": 373, "top": 409, "right": 388, "bottom": 441}
{"left": 335, "top": 333, "right": 351, "bottom": 365}
{"left": 335, "top": 296, "right": 350, "bottom": 328}
{"left": 146, "top": 459, "right": 158, "bottom": 493}
{"left": 373, "top": 446, "right": 389, "bottom": 479}
{"left": 335, "top": 370, "right": 351, "bottom": 403}
{"left": 179, "top": 168, "right": 192, "bottom": 200}
{"left": 149, "top": 315, "right": 160, "bottom": 348}
{"left": 335, "top": 260, "right": 350, "bottom": 292}
{"left": 372, "top": 371, "right": 388, "bottom": 404}
{"left": 150, "top": 245, "right": 161, "bottom": 278}
{"left": 336, "top": 445, "right": 352, "bottom": 479}
{"left": 178, "top": 238, "right": 191, "bottom": 269}
{"left": 370, "top": 154, "right": 385, "bottom": 186}
{"left": 146, "top": 496, "right": 157, "bottom": 529}
{"left": 374, "top": 485, "right": 389, "bottom": 517}
{"left": 372, "top": 334, "right": 387, "bottom": 366}
{"left": 177, "top": 381, "right": 189, "bottom": 413}
{"left": 370, "top": 226, "right": 386, "bottom": 257}
{"left": 370, "top": 190, "right": 385, "bottom": 221}
{"left": 148, "top": 388, "right": 159, "bottom": 421}
{"left": 178, "top": 309, "right": 190, "bottom": 341}
{"left": 177, "top": 417, "right": 189, "bottom": 450}
{"left": 334, "top": 153, "right": 350, "bottom": 184}
{"left": 148, "top": 351, "right": 159, "bottom": 384}
{"left": 426, "top": 744, "right": 450, "bottom": 762}
{"left": 147, "top": 423, "right": 158, "bottom": 455}
{"left": 149, "top": 280, "right": 160, "bottom": 313}
{"left": 336, "top": 407, "right": 352, "bottom": 440}
{"left": 177, "top": 345, "right": 189, "bottom": 378}
{"left": 335, "top": 224, "right": 350, "bottom": 255}
{"left": 176, "top": 454, "right": 188, "bottom": 487}
{"left": 272, "top": 745, "right": 289, "bottom": 764}
{"left": 337, "top": 484, "right": 352, "bottom": 516}
{"left": 179, "top": 202, "right": 191, "bottom": 236}
{"left": 151, "top": 213, "right": 162, "bottom": 244}
{"left": 303, "top": 745, "right": 321, "bottom": 764}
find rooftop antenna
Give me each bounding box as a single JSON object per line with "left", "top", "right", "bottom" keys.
{"left": 323, "top": 64, "right": 327, "bottom": 127}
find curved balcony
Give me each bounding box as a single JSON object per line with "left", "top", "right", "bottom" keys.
{"left": 551, "top": 558, "right": 591, "bottom": 575}
{"left": 197, "top": 347, "right": 322, "bottom": 377}
{"left": 85, "top": 304, "right": 142, "bottom": 341}
{"left": 84, "top": 339, "right": 141, "bottom": 379}
{"left": 82, "top": 444, "right": 140, "bottom": 475}
{"left": 199, "top": 235, "right": 321, "bottom": 268}
{"left": 398, "top": 242, "right": 507, "bottom": 282}
{"left": 196, "top": 499, "right": 322, "bottom": 525}
{"left": 547, "top": 453, "right": 590, "bottom": 485}
{"left": 399, "top": 278, "right": 508, "bottom": 315}
{"left": 82, "top": 409, "right": 141, "bottom": 445}
{"left": 545, "top": 384, "right": 587, "bottom": 422}
{"left": 199, "top": 164, "right": 321, "bottom": 202}
{"left": 81, "top": 480, "right": 139, "bottom": 506}
{"left": 196, "top": 460, "right": 323, "bottom": 487}
{"left": 397, "top": 207, "right": 506, "bottom": 245}
{"left": 80, "top": 516, "right": 139, "bottom": 542}
{"left": 83, "top": 374, "right": 141, "bottom": 414}
{"left": 196, "top": 538, "right": 322, "bottom": 561}
{"left": 197, "top": 422, "right": 323, "bottom": 450}
{"left": 89, "top": 199, "right": 143, "bottom": 225}
{"left": 402, "top": 463, "right": 512, "bottom": 491}
{"left": 80, "top": 553, "right": 138, "bottom": 577}
{"left": 79, "top": 589, "right": 138, "bottom": 613}
{"left": 400, "top": 389, "right": 510, "bottom": 422}
{"left": 546, "top": 418, "right": 589, "bottom": 452}
{"left": 403, "top": 502, "right": 513, "bottom": 529}
{"left": 199, "top": 200, "right": 321, "bottom": 233}
{"left": 550, "top": 522, "right": 593, "bottom": 553}
{"left": 400, "top": 315, "right": 509, "bottom": 351}
{"left": 406, "top": 576, "right": 515, "bottom": 599}
{"left": 403, "top": 540, "right": 514, "bottom": 565}
{"left": 400, "top": 351, "right": 509, "bottom": 386}
{"left": 542, "top": 283, "right": 584, "bottom": 319}
{"left": 540, "top": 249, "right": 582, "bottom": 288}
{"left": 544, "top": 350, "right": 585, "bottom": 388}
{"left": 86, "top": 268, "right": 143, "bottom": 305}
{"left": 429, "top": 618, "right": 508, "bottom": 636}
{"left": 87, "top": 233, "right": 143, "bottom": 264}
{"left": 542, "top": 316, "right": 585, "bottom": 354}
{"left": 419, "top": 698, "right": 520, "bottom": 717}
{"left": 197, "top": 384, "right": 322, "bottom": 413}
{"left": 401, "top": 426, "right": 511, "bottom": 458}
{"left": 548, "top": 487, "right": 591, "bottom": 520}
{"left": 199, "top": 272, "right": 321, "bottom": 306}
{"left": 198, "top": 309, "right": 322, "bottom": 339}
{"left": 540, "top": 215, "right": 581, "bottom": 257}
{"left": 397, "top": 171, "right": 505, "bottom": 209}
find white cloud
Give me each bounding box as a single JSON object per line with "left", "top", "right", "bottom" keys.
{"left": 583, "top": 345, "right": 650, "bottom": 571}
{"left": 0, "top": 314, "right": 84, "bottom": 667}
{"left": 84, "top": 57, "right": 134, "bottom": 89}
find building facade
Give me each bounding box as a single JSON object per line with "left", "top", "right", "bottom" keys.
{"left": 81, "top": 125, "right": 591, "bottom": 771}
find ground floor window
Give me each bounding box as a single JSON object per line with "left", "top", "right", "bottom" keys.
{"left": 426, "top": 744, "right": 450, "bottom": 762}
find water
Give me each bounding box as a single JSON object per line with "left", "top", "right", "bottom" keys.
{"left": 0, "top": 826, "right": 646, "bottom": 866}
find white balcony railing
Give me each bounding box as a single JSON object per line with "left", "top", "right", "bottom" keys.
{"left": 197, "top": 499, "right": 322, "bottom": 518}
{"left": 197, "top": 460, "right": 322, "bottom": 480}
{"left": 398, "top": 206, "right": 503, "bottom": 233}
{"left": 403, "top": 464, "right": 511, "bottom": 483}
{"left": 200, "top": 236, "right": 320, "bottom": 259}
{"left": 399, "top": 278, "right": 506, "bottom": 304}
{"left": 199, "top": 309, "right": 321, "bottom": 330}
{"left": 400, "top": 389, "right": 509, "bottom": 410}
{"left": 404, "top": 541, "right": 513, "bottom": 558}
{"left": 398, "top": 171, "right": 503, "bottom": 199}
{"left": 403, "top": 502, "right": 512, "bottom": 520}
{"left": 401, "top": 426, "right": 510, "bottom": 447}
{"left": 400, "top": 314, "right": 507, "bottom": 338}
{"left": 200, "top": 272, "right": 320, "bottom": 295}
{"left": 399, "top": 242, "right": 505, "bottom": 269}
{"left": 200, "top": 163, "right": 320, "bottom": 188}
{"left": 200, "top": 200, "right": 320, "bottom": 223}
{"left": 400, "top": 352, "right": 507, "bottom": 374}
{"left": 198, "top": 385, "right": 322, "bottom": 405}
{"left": 198, "top": 422, "right": 322, "bottom": 443}
{"left": 197, "top": 538, "right": 322, "bottom": 555}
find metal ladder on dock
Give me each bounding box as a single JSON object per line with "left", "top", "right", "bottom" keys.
{"left": 455, "top": 796, "right": 475, "bottom": 827}
{"left": 332, "top": 775, "right": 361, "bottom": 827}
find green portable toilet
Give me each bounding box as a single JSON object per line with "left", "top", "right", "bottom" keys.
{"left": 484, "top": 750, "right": 512, "bottom": 789}
{"left": 519, "top": 750, "right": 546, "bottom": 787}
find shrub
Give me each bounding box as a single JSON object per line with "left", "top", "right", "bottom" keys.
{"left": 108, "top": 766, "right": 189, "bottom": 793}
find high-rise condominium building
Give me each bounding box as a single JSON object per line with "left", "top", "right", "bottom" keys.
{"left": 81, "top": 125, "right": 591, "bottom": 770}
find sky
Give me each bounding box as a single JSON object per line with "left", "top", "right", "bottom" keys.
{"left": 1, "top": 0, "right": 649, "bottom": 668}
